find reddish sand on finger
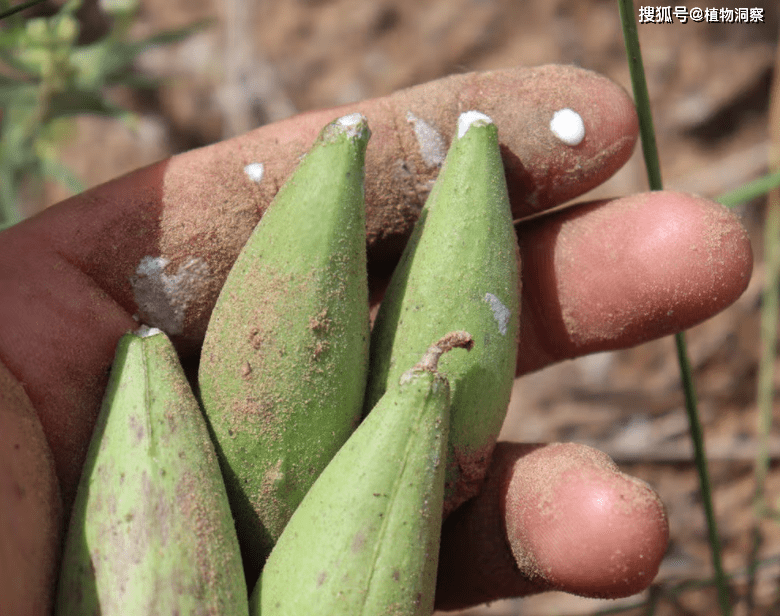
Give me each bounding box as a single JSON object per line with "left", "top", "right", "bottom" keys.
{"left": 435, "top": 442, "right": 669, "bottom": 610}
{"left": 516, "top": 191, "right": 753, "bottom": 374}
{"left": 502, "top": 443, "right": 669, "bottom": 598}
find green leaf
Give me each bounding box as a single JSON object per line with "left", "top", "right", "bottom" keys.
{"left": 0, "top": 40, "right": 44, "bottom": 79}
{"left": 0, "top": 0, "right": 48, "bottom": 22}
{"left": 0, "top": 74, "right": 36, "bottom": 105}
{"left": 0, "top": 164, "right": 22, "bottom": 230}
{"left": 131, "top": 17, "right": 214, "bottom": 50}
{"left": 116, "top": 72, "right": 160, "bottom": 90}
{"left": 45, "top": 89, "right": 135, "bottom": 124}
{"left": 1, "top": 108, "right": 38, "bottom": 160}
{"left": 99, "top": 0, "right": 139, "bottom": 17}
{"left": 68, "top": 18, "right": 212, "bottom": 89}
{"left": 57, "top": 0, "right": 82, "bottom": 17}
{"left": 68, "top": 43, "right": 117, "bottom": 89}
{"left": 40, "top": 156, "right": 84, "bottom": 194}
{"left": 0, "top": 0, "right": 204, "bottom": 229}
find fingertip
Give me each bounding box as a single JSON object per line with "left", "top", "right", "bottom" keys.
{"left": 517, "top": 191, "right": 754, "bottom": 373}
{"left": 559, "top": 191, "right": 752, "bottom": 342}
{"left": 381, "top": 64, "right": 639, "bottom": 228}
{"left": 461, "top": 64, "right": 639, "bottom": 216}
{"left": 503, "top": 443, "right": 669, "bottom": 598}
{"left": 435, "top": 442, "right": 668, "bottom": 611}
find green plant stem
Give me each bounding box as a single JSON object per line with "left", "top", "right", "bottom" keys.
{"left": 617, "top": 1, "right": 731, "bottom": 614}
{"left": 589, "top": 555, "right": 780, "bottom": 616}
{"left": 618, "top": 0, "right": 662, "bottom": 191}
{"left": 717, "top": 170, "right": 780, "bottom": 208}
{"left": 748, "top": 40, "right": 780, "bottom": 609}
{"left": 674, "top": 332, "right": 731, "bottom": 609}
{"left": 747, "top": 192, "right": 779, "bottom": 602}
{"left": 0, "top": 0, "right": 46, "bottom": 21}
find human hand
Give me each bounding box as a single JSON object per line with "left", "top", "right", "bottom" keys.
{"left": 0, "top": 64, "right": 752, "bottom": 614}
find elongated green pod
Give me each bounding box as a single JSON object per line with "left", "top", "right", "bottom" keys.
{"left": 198, "top": 113, "right": 371, "bottom": 577}
{"left": 250, "top": 332, "right": 473, "bottom": 616}
{"left": 55, "top": 328, "right": 247, "bottom": 616}
{"left": 365, "top": 111, "right": 520, "bottom": 514}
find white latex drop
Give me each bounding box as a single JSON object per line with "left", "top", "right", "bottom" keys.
{"left": 457, "top": 111, "right": 493, "bottom": 139}
{"left": 550, "top": 108, "right": 585, "bottom": 146}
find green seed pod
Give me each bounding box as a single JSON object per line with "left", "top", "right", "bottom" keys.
{"left": 250, "top": 332, "right": 473, "bottom": 616}
{"left": 198, "top": 113, "right": 371, "bottom": 578}
{"left": 365, "top": 111, "right": 520, "bottom": 514}
{"left": 55, "top": 328, "right": 247, "bottom": 616}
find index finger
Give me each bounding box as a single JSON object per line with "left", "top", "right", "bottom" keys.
{"left": 13, "top": 64, "right": 635, "bottom": 347}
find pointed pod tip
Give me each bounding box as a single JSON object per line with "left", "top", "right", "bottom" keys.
{"left": 456, "top": 111, "right": 493, "bottom": 139}
{"left": 321, "top": 112, "right": 371, "bottom": 145}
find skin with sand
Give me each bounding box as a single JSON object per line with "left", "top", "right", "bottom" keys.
{"left": 0, "top": 64, "right": 752, "bottom": 614}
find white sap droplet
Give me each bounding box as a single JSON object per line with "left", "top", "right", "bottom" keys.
{"left": 406, "top": 111, "right": 446, "bottom": 168}
{"left": 338, "top": 112, "right": 364, "bottom": 128}
{"left": 336, "top": 112, "right": 369, "bottom": 139}
{"left": 244, "top": 162, "right": 265, "bottom": 183}
{"left": 484, "top": 293, "right": 510, "bottom": 336}
{"left": 550, "top": 108, "right": 585, "bottom": 146}
{"left": 135, "top": 325, "right": 163, "bottom": 338}
{"left": 130, "top": 256, "right": 210, "bottom": 336}
{"left": 457, "top": 111, "right": 493, "bottom": 139}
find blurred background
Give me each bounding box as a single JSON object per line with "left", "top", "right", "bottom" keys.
{"left": 3, "top": 0, "right": 780, "bottom": 613}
